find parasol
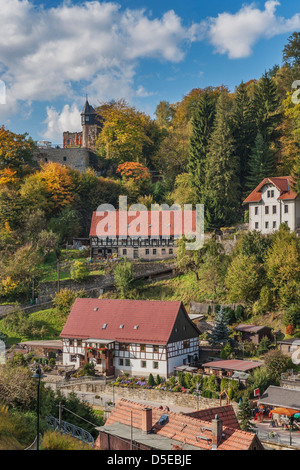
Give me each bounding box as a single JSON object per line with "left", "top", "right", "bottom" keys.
{"left": 270, "top": 408, "right": 299, "bottom": 417}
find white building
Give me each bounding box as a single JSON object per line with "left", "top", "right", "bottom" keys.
{"left": 243, "top": 176, "right": 300, "bottom": 234}
{"left": 60, "top": 298, "right": 200, "bottom": 378}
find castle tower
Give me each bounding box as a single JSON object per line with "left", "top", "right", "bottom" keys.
{"left": 81, "top": 98, "right": 99, "bottom": 151}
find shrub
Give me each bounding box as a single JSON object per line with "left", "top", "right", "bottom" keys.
{"left": 41, "top": 430, "right": 92, "bottom": 450}
{"left": 70, "top": 260, "right": 90, "bottom": 282}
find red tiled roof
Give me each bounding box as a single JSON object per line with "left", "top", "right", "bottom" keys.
{"left": 103, "top": 399, "right": 260, "bottom": 450}
{"left": 89, "top": 210, "right": 198, "bottom": 237}
{"left": 60, "top": 298, "right": 188, "bottom": 345}
{"left": 203, "top": 359, "right": 263, "bottom": 372}
{"left": 184, "top": 405, "right": 240, "bottom": 429}
{"left": 243, "top": 176, "right": 298, "bottom": 204}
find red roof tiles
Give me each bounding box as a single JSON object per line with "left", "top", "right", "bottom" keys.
{"left": 89, "top": 210, "right": 198, "bottom": 237}
{"left": 184, "top": 405, "right": 241, "bottom": 429}
{"left": 103, "top": 399, "right": 261, "bottom": 450}
{"left": 60, "top": 298, "right": 188, "bottom": 345}
{"left": 243, "top": 176, "right": 297, "bottom": 204}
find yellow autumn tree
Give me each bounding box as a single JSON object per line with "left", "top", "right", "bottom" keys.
{"left": 95, "top": 99, "right": 152, "bottom": 163}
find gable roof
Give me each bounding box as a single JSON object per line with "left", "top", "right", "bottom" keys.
{"left": 89, "top": 210, "right": 198, "bottom": 238}
{"left": 243, "top": 176, "right": 298, "bottom": 204}
{"left": 98, "top": 399, "right": 262, "bottom": 451}
{"left": 60, "top": 298, "right": 200, "bottom": 344}
{"left": 184, "top": 405, "right": 240, "bottom": 430}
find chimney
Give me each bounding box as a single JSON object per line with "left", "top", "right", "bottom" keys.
{"left": 141, "top": 407, "right": 152, "bottom": 434}
{"left": 211, "top": 414, "right": 223, "bottom": 449}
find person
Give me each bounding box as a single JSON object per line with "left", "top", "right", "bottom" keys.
{"left": 165, "top": 406, "right": 170, "bottom": 412}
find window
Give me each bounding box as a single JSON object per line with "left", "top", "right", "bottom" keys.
{"left": 63, "top": 156, "right": 67, "bottom": 162}
{"left": 120, "top": 343, "right": 129, "bottom": 351}
{"left": 162, "top": 248, "right": 166, "bottom": 255}
{"left": 265, "top": 222, "right": 269, "bottom": 229}
{"left": 265, "top": 206, "right": 269, "bottom": 215}
{"left": 153, "top": 249, "right": 157, "bottom": 255}
{"left": 284, "top": 205, "right": 289, "bottom": 214}
{"left": 70, "top": 355, "right": 77, "bottom": 362}
{"left": 255, "top": 222, "right": 259, "bottom": 229}
{"left": 141, "top": 361, "right": 147, "bottom": 368}
{"left": 272, "top": 206, "right": 277, "bottom": 214}
{"left": 122, "top": 249, "right": 127, "bottom": 255}
{"left": 119, "top": 358, "right": 124, "bottom": 366}
{"left": 267, "top": 190, "right": 274, "bottom": 197}
{"left": 153, "top": 362, "right": 159, "bottom": 369}
{"left": 273, "top": 221, "right": 276, "bottom": 229}
{"left": 183, "top": 340, "right": 190, "bottom": 349}
{"left": 153, "top": 345, "right": 159, "bottom": 353}
{"left": 125, "top": 359, "right": 130, "bottom": 367}
{"left": 145, "top": 249, "right": 149, "bottom": 255}
{"left": 169, "top": 248, "right": 173, "bottom": 254}
{"left": 255, "top": 206, "right": 258, "bottom": 215}
{"left": 140, "top": 344, "right": 146, "bottom": 352}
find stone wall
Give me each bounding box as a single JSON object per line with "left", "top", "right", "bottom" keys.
{"left": 55, "top": 380, "right": 239, "bottom": 413}
{"left": 33, "top": 147, "right": 94, "bottom": 172}
{"left": 37, "top": 262, "right": 176, "bottom": 302}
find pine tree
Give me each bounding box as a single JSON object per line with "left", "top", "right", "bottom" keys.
{"left": 238, "top": 397, "right": 256, "bottom": 432}
{"left": 207, "top": 306, "right": 231, "bottom": 347}
{"left": 188, "top": 91, "right": 216, "bottom": 203}
{"left": 252, "top": 73, "right": 281, "bottom": 145}
{"left": 245, "top": 132, "right": 275, "bottom": 192}
{"left": 232, "top": 82, "right": 256, "bottom": 190}
{"left": 203, "top": 92, "right": 240, "bottom": 228}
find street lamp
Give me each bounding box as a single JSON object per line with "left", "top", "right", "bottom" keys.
{"left": 32, "top": 363, "right": 45, "bottom": 450}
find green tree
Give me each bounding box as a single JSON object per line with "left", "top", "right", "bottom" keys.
{"left": 70, "top": 260, "right": 90, "bottom": 282}
{"left": 207, "top": 306, "right": 232, "bottom": 347}
{"left": 113, "top": 258, "right": 135, "bottom": 299}
{"left": 283, "top": 32, "right": 300, "bottom": 68}
{"left": 225, "top": 253, "right": 262, "bottom": 303}
{"left": 232, "top": 81, "right": 256, "bottom": 192}
{"left": 188, "top": 91, "right": 216, "bottom": 203}
{"left": 238, "top": 397, "right": 256, "bottom": 432}
{"left": 245, "top": 132, "right": 275, "bottom": 192}
{"left": 203, "top": 92, "right": 240, "bottom": 228}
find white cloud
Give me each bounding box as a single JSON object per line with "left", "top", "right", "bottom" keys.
{"left": 0, "top": 0, "right": 197, "bottom": 116}
{"left": 205, "top": 1, "right": 300, "bottom": 59}
{"left": 43, "top": 103, "right": 81, "bottom": 141}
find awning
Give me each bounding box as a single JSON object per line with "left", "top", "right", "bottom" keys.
{"left": 270, "top": 408, "right": 299, "bottom": 417}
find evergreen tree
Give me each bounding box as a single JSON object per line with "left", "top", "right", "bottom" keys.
{"left": 245, "top": 132, "right": 275, "bottom": 192}
{"left": 238, "top": 397, "right": 256, "bottom": 432}
{"left": 207, "top": 306, "right": 231, "bottom": 347}
{"left": 232, "top": 82, "right": 256, "bottom": 190}
{"left": 252, "top": 73, "right": 281, "bottom": 146}
{"left": 188, "top": 91, "right": 216, "bottom": 203}
{"left": 203, "top": 92, "right": 240, "bottom": 228}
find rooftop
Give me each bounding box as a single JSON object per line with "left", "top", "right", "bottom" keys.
{"left": 60, "top": 298, "right": 200, "bottom": 344}
{"left": 258, "top": 386, "right": 300, "bottom": 411}
{"left": 243, "top": 176, "right": 297, "bottom": 204}
{"left": 202, "top": 359, "right": 263, "bottom": 372}
{"left": 97, "top": 399, "right": 262, "bottom": 451}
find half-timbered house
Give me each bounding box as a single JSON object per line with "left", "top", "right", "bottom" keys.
{"left": 89, "top": 209, "right": 199, "bottom": 260}
{"left": 60, "top": 298, "right": 200, "bottom": 378}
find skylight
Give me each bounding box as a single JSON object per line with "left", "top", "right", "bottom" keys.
{"left": 102, "top": 323, "right": 107, "bottom": 329}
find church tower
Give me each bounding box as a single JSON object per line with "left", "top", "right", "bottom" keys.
{"left": 81, "top": 98, "right": 99, "bottom": 151}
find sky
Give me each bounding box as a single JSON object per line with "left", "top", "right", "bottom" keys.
{"left": 0, "top": 0, "right": 299, "bottom": 145}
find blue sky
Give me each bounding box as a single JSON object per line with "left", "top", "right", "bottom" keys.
{"left": 0, "top": 0, "right": 299, "bottom": 145}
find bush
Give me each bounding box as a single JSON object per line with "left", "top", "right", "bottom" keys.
{"left": 70, "top": 260, "right": 90, "bottom": 282}
{"left": 41, "top": 430, "right": 92, "bottom": 450}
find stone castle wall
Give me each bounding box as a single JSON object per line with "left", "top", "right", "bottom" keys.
{"left": 33, "top": 147, "right": 93, "bottom": 172}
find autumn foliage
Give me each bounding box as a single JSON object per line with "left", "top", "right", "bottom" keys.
{"left": 116, "top": 161, "right": 150, "bottom": 182}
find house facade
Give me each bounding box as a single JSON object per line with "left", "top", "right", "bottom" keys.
{"left": 60, "top": 298, "right": 200, "bottom": 378}
{"left": 89, "top": 209, "right": 199, "bottom": 260}
{"left": 243, "top": 176, "right": 300, "bottom": 234}
{"left": 233, "top": 324, "right": 273, "bottom": 345}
